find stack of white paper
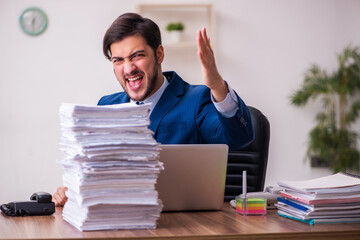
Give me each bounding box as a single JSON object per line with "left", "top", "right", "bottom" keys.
{"left": 58, "top": 102, "right": 163, "bottom": 231}
{"left": 276, "top": 172, "right": 360, "bottom": 224}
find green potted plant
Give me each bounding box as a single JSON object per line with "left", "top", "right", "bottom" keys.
{"left": 290, "top": 45, "right": 360, "bottom": 173}
{"left": 165, "top": 22, "right": 185, "bottom": 43}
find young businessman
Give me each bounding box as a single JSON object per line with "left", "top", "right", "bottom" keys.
{"left": 53, "top": 13, "right": 254, "bottom": 206}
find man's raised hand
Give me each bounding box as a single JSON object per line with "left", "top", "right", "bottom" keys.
{"left": 196, "top": 27, "right": 228, "bottom": 102}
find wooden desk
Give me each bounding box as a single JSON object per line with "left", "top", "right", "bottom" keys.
{"left": 1, "top": 203, "right": 359, "bottom": 240}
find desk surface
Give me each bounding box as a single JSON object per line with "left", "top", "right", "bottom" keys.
{"left": 1, "top": 203, "right": 360, "bottom": 240}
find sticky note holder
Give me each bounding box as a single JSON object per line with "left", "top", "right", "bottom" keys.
{"left": 236, "top": 196, "right": 267, "bottom": 215}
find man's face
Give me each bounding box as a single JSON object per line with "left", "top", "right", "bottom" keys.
{"left": 110, "top": 35, "right": 164, "bottom": 102}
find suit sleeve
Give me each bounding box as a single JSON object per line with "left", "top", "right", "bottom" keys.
{"left": 195, "top": 87, "right": 254, "bottom": 151}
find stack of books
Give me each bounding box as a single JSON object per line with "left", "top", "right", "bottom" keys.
{"left": 276, "top": 172, "right": 360, "bottom": 224}
{"left": 58, "top": 103, "right": 163, "bottom": 231}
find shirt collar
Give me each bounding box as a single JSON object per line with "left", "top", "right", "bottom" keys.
{"left": 130, "top": 75, "right": 169, "bottom": 114}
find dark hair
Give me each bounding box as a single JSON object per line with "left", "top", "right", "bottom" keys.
{"left": 103, "top": 13, "right": 162, "bottom": 61}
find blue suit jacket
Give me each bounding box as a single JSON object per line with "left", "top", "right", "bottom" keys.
{"left": 98, "top": 71, "right": 254, "bottom": 150}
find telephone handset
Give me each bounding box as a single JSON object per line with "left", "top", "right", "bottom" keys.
{"left": 0, "top": 192, "right": 55, "bottom": 216}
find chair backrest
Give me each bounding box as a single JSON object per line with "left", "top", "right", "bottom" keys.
{"left": 224, "top": 106, "right": 270, "bottom": 202}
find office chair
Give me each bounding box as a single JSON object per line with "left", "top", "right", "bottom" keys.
{"left": 224, "top": 106, "right": 270, "bottom": 202}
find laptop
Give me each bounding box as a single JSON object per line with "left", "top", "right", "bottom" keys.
{"left": 155, "top": 144, "right": 229, "bottom": 211}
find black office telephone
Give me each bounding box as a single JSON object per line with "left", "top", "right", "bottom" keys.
{"left": 0, "top": 192, "right": 55, "bottom": 216}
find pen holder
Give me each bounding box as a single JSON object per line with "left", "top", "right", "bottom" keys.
{"left": 236, "top": 196, "right": 267, "bottom": 215}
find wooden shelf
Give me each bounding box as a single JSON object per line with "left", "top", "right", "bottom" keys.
{"left": 163, "top": 41, "right": 197, "bottom": 48}
{"left": 136, "top": 4, "right": 215, "bottom": 47}
{"left": 136, "top": 4, "right": 215, "bottom": 85}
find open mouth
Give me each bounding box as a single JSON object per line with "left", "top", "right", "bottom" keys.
{"left": 127, "top": 75, "right": 143, "bottom": 90}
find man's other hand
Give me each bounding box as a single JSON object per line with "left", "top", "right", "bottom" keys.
{"left": 52, "top": 186, "right": 68, "bottom": 207}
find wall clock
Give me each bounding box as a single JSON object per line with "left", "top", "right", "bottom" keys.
{"left": 19, "top": 7, "right": 48, "bottom": 36}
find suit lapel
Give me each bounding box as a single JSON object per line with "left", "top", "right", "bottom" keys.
{"left": 149, "top": 72, "right": 185, "bottom": 134}
{"left": 118, "top": 93, "right": 130, "bottom": 103}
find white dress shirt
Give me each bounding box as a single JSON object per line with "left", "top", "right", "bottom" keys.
{"left": 133, "top": 75, "right": 239, "bottom": 117}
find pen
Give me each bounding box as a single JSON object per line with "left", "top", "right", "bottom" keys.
{"left": 242, "top": 170, "right": 247, "bottom": 213}
{"left": 242, "top": 170, "right": 247, "bottom": 197}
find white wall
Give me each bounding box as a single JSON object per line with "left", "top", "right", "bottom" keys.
{"left": 1, "top": 0, "right": 359, "bottom": 203}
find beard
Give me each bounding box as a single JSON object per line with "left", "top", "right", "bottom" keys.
{"left": 115, "top": 63, "right": 159, "bottom": 102}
